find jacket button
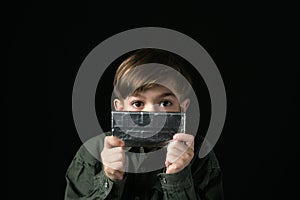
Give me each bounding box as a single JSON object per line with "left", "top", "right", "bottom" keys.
{"left": 104, "top": 181, "right": 108, "bottom": 188}
{"left": 162, "top": 177, "right": 167, "bottom": 184}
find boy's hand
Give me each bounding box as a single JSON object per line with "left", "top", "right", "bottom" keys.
{"left": 101, "top": 136, "right": 125, "bottom": 181}
{"left": 165, "top": 133, "right": 194, "bottom": 174}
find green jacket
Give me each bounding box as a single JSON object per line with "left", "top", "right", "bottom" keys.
{"left": 64, "top": 133, "right": 224, "bottom": 200}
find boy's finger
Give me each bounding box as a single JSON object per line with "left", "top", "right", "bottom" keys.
{"left": 166, "top": 152, "right": 181, "bottom": 163}
{"left": 165, "top": 160, "right": 171, "bottom": 168}
{"left": 173, "top": 133, "right": 194, "bottom": 147}
{"left": 105, "top": 168, "right": 124, "bottom": 181}
{"left": 173, "top": 133, "right": 194, "bottom": 143}
{"left": 104, "top": 147, "right": 124, "bottom": 162}
{"left": 173, "top": 133, "right": 194, "bottom": 142}
{"left": 108, "top": 161, "right": 125, "bottom": 171}
{"left": 167, "top": 141, "right": 188, "bottom": 155}
{"left": 112, "top": 170, "right": 124, "bottom": 181}
{"left": 104, "top": 136, "right": 125, "bottom": 148}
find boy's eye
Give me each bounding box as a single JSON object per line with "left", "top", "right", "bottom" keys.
{"left": 160, "top": 101, "right": 172, "bottom": 107}
{"left": 132, "top": 101, "right": 144, "bottom": 108}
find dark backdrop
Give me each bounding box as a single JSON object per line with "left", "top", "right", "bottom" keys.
{"left": 9, "top": 3, "right": 298, "bottom": 200}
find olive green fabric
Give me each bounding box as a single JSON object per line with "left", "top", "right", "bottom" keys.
{"left": 64, "top": 133, "right": 223, "bottom": 200}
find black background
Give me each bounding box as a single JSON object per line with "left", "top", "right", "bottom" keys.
{"left": 8, "top": 3, "right": 298, "bottom": 200}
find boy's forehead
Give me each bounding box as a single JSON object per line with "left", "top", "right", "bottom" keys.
{"left": 114, "top": 63, "right": 191, "bottom": 100}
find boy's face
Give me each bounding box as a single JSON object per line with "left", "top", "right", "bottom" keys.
{"left": 114, "top": 85, "right": 190, "bottom": 112}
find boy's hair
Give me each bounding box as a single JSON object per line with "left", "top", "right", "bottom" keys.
{"left": 113, "top": 48, "right": 193, "bottom": 101}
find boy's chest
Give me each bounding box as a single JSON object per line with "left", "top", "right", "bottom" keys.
{"left": 122, "top": 172, "right": 160, "bottom": 200}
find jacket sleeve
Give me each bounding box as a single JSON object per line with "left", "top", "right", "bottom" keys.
{"left": 64, "top": 145, "right": 127, "bottom": 200}
{"left": 153, "top": 151, "right": 223, "bottom": 200}
{"left": 156, "top": 165, "right": 201, "bottom": 200}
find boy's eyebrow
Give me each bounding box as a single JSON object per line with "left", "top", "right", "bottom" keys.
{"left": 158, "top": 92, "right": 176, "bottom": 98}
{"left": 131, "top": 92, "right": 176, "bottom": 98}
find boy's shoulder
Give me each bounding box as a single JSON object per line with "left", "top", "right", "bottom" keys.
{"left": 205, "top": 150, "right": 221, "bottom": 170}
{"left": 193, "top": 136, "right": 221, "bottom": 170}
{"left": 191, "top": 143, "right": 221, "bottom": 173}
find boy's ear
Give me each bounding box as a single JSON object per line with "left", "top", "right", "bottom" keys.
{"left": 180, "top": 98, "right": 190, "bottom": 112}
{"left": 114, "top": 99, "right": 124, "bottom": 111}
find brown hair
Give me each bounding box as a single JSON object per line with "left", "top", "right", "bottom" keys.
{"left": 113, "top": 48, "right": 193, "bottom": 101}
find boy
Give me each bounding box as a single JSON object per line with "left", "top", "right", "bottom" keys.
{"left": 64, "top": 48, "right": 223, "bottom": 199}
